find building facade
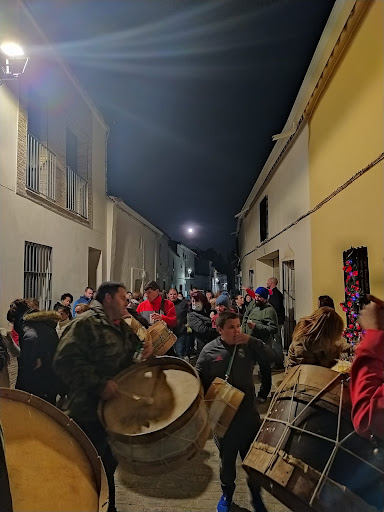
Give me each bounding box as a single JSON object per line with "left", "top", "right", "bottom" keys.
{"left": 106, "top": 197, "right": 170, "bottom": 293}
{"left": 238, "top": 0, "right": 383, "bottom": 345}
{"left": 168, "top": 241, "right": 196, "bottom": 296}
{"left": 0, "top": 0, "right": 108, "bottom": 319}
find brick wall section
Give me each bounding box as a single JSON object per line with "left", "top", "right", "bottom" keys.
{"left": 16, "top": 75, "right": 94, "bottom": 228}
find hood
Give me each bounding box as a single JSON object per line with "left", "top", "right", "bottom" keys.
{"left": 90, "top": 300, "right": 105, "bottom": 316}
{"left": 23, "top": 311, "right": 61, "bottom": 324}
{"left": 13, "top": 307, "right": 34, "bottom": 335}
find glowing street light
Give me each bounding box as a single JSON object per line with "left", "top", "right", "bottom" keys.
{"left": 0, "top": 42, "right": 24, "bottom": 57}
{"left": 0, "top": 41, "right": 28, "bottom": 80}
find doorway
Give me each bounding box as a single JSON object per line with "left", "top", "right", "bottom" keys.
{"left": 88, "top": 248, "right": 102, "bottom": 291}
{"left": 282, "top": 260, "right": 295, "bottom": 350}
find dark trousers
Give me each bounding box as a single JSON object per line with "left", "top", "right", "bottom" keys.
{"left": 257, "top": 355, "right": 272, "bottom": 400}
{"left": 77, "top": 419, "right": 118, "bottom": 512}
{"left": 175, "top": 333, "right": 193, "bottom": 358}
{"left": 214, "top": 411, "right": 267, "bottom": 511}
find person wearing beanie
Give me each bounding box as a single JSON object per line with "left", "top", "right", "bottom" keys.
{"left": 211, "top": 293, "right": 232, "bottom": 328}
{"left": 241, "top": 286, "right": 278, "bottom": 402}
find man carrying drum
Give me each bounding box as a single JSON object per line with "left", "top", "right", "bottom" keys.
{"left": 196, "top": 310, "right": 273, "bottom": 512}
{"left": 54, "top": 282, "right": 153, "bottom": 512}
{"left": 137, "top": 280, "right": 177, "bottom": 329}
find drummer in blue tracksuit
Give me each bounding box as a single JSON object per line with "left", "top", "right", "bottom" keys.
{"left": 196, "top": 310, "right": 274, "bottom": 512}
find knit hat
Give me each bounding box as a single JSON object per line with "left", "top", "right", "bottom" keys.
{"left": 255, "top": 287, "right": 269, "bottom": 300}
{"left": 216, "top": 294, "right": 230, "bottom": 308}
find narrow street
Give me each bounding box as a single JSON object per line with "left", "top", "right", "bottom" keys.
{"left": 8, "top": 358, "right": 290, "bottom": 512}
{"left": 115, "top": 438, "right": 290, "bottom": 512}
{"left": 114, "top": 370, "right": 290, "bottom": 512}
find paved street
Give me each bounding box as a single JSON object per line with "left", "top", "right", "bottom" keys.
{"left": 115, "top": 436, "right": 290, "bottom": 512}
{"left": 8, "top": 357, "right": 290, "bottom": 512}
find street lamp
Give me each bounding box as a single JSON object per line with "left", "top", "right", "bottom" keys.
{"left": 0, "top": 41, "right": 28, "bottom": 81}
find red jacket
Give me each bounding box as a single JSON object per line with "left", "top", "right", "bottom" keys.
{"left": 137, "top": 296, "right": 177, "bottom": 328}
{"left": 350, "top": 329, "right": 384, "bottom": 440}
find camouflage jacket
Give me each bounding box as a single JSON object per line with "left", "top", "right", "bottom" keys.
{"left": 54, "top": 301, "right": 140, "bottom": 423}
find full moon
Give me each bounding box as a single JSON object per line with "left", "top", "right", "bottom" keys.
{"left": 187, "top": 227, "right": 194, "bottom": 234}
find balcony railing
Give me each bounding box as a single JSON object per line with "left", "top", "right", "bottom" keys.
{"left": 26, "top": 133, "right": 56, "bottom": 200}
{"left": 66, "top": 166, "right": 88, "bottom": 218}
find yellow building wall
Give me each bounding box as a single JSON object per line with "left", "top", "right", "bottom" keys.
{"left": 309, "top": 1, "right": 384, "bottom": 311}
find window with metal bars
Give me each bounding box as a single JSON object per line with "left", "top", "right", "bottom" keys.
{"left": 260, "top": 196, "right": 268, "bottom": 242}
{"left": 24, "top": 241, "right": 53, "bottom": 311}
{"left": 26, "top": 133, "right": 56, "bottom": 201}
{"left": 66, "top": 166, "right": 88, "bottom": 218}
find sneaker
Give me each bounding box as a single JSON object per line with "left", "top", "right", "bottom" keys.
{"left": 217, "top": 494, "right": 232, "bottom": 512}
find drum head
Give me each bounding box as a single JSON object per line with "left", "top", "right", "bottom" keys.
{"left": 101, "top": 358, "right": 201, "bottom": 436}
{"left": 0, "top": 389, "right": 108, "bottom": 512}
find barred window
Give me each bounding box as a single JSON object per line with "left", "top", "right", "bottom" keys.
{"left": 24, "top": 241, "right": 53, "bottom": 310}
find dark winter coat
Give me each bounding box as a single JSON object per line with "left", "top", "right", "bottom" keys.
{"left": 0, "top": 336, "right": 10, "bottom": 387}
{"left": 15, "top": 310, "right": 61, "bottom": 402}
{"left": 54, "top": 301, "right": 139, "bottom": 423}
{"left": 233, "top": 302, "right": 246, "bottom": 318}
{"left": 187, "top": 311, "right": 217, "bottom": 345}
{"left": 196, "top": 336, "right": 274, "bottom": 415}
{"left": 173, "top": 299, "right": 190, "bottom": 337}
{"left": 268, "top": 288, "right": 285, "bottom": 325}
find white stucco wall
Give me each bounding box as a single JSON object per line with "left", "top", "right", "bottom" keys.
{"left": 0, "top": 49, "right": 108, "bottom": 324}
{"left": 107, "top": 199, "right": 163, "bottom": 292}
{"left": 239, "top": 123, "right": 312, "bottom": 320}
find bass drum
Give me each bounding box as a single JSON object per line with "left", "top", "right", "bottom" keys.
{"left": 0, "top": 388, "right": 108, "bottom": 512}
{"left": 243, "top": 365, "right": 384, "bottom": 512}
{"left": 99, "top": 356, "right": 210, "bottom": 475}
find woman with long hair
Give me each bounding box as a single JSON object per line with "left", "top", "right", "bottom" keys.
{"left": 287, "top": 307, "right": 345, "bottom": 368}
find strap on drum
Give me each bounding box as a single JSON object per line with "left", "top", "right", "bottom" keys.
{"left": 224, "top": 345, "right": 237, "bottom": 382}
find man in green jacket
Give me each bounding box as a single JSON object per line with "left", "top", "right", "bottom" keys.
{"left": 242, "top": 286, "right": 278, "bottom": 402}
{"left": 54, "top": 281, "right": 152, "bottom": 512}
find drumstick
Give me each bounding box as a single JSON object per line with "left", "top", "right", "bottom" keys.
{"left": 118, "top": 388, "right": 154, "bottom": 405}
{"left": 368, "top": 295, "right": 384, "bottom": 308}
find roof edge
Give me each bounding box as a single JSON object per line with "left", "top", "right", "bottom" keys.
{"left": 108, "top": 196, "right": 164, "bottom": 237}
{"left": 236, "top": 0, "right": 359, "bottom": 221}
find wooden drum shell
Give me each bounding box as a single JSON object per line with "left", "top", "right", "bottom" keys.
{"left": 148, "top": 321, "right": 177, "bottom": 356}
{"left": 0, "top": 388, "right": 108, "bottom": 512}
{"left": 205, "top": 377, "right": 245, "bottom": 438}
{"left": 243, "top": 365, "right": 384, "bottom": 512}
{"left": 98, "top": 356, "right": 210, "bottom": 475}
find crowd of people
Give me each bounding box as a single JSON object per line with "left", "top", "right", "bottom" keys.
{"left": 1, "top": 277, "right": 383, "bottom": 512}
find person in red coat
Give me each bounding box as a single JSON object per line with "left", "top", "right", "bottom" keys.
{"left": 350, "top": 298, "right": 384, "bottom": 440}
{"left": 137, "top": 281, "right": 177, "bottom": 328}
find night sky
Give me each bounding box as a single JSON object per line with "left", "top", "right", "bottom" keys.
{"left": 27, "top": 0, "right": 335, "bottom": 253}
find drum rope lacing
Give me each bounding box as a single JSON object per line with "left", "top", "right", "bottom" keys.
{"left": 255, "top": 367, "right": 384, "bottom": 506}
